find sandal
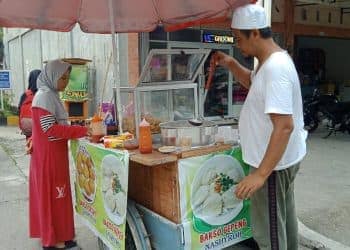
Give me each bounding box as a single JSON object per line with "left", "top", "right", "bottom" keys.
{"left": 65, "top": 240, "right": 81, "bottom": 249}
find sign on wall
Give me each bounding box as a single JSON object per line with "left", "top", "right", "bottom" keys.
{"left": 0, "top": 70, "right": 11, "bottom": 89}
{"left": 61, "top": 65, "right": 89, "bottom": 101}
{"left": 203, "top": 34, "right": 234, "bottom": 44}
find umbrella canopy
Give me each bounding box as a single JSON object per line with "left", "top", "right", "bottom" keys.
{"left": 0, "top": 0, "right": 254, "bottom": 33}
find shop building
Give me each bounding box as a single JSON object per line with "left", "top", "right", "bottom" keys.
{"left": 3, "top": 0, "right": 350, "bottom": 121}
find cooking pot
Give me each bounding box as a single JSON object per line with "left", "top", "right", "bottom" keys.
{"left": 160, "top": 120, "right": 218, "bottom": 147}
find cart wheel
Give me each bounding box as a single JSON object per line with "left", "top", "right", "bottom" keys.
{"left": 125, "top": 221, "right": 137, "bottom": 250}
{"left": 97, "top": 221, "right": 136, "bottom": 250}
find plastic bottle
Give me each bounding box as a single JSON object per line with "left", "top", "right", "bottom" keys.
{"left": 139, "top": 118, "right": 153, "bottom": 154}
{"left": 90, "top": 114, "right": 106, "bottom": 143}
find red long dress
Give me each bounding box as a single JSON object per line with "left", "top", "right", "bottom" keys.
{"left": 29, "top": 107, "right": 87, "bottom": 246}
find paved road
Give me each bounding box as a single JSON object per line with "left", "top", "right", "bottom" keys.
{"left": 295, "top": 128, "right": 350, "bottom": 247}
{"left": 0, "top": 126, "right": 349, "bottom": 249}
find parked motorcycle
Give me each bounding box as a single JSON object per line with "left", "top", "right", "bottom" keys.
{"left": 322, "top": 100, "right": 350, "bottom": 138}
{"left": 303, "top": 89, "right": 320, "bottom": 133}
{"left": 303, "top": 88, "right": 334, "bottom": 132}
{"left": 303, "top": 88, "right": 350, "bottom": 138}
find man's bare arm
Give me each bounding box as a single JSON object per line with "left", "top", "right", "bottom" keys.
{"left": 213, "top": 51, "right": 251, "bottom": 89}
{"left": 235, "top": 114, "right": 294, "bottom": 199}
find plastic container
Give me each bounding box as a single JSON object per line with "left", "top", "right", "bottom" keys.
{"left": 138, "top": 118, "right": 153, "bottom": 154}
{"left": 124, "top": 138, "right": 139, "bottom": 150}
{"left": 90, "top": 114, "right": 106, "bottom": 143}
{"left": 160, "top": 120, "right": 218, "bottom": 147}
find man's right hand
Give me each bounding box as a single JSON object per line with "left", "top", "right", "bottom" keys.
{"left": 211, "top": 51, "right": 251, "bottom": 89}
{"left": 211, "top": 51, "right": 232, "bottom": 68}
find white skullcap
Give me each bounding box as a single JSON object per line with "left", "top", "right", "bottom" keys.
{"left": 231, "top": 4, "right": 268, "bottom": 30}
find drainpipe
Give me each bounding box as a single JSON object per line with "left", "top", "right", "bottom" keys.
{"left": 19, "top": 35, "right": 25, "bottom": 91}
{"left": 39, "top": 31, "right": 43, "bottom": 67}
{"left": 70, "top": 30, "right": 75, "bottom": 57}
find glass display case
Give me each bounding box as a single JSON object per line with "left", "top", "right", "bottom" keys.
{"left": 120, "top": 49, "right": 211, "bottom": 137}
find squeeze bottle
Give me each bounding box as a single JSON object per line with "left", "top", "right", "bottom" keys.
{"left": 139, "top": 118, "right": 152, "bottom": 154}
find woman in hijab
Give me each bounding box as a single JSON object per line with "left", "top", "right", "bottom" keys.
{"left": 29, "top": 60, "right": 87, "bottom": 249}
{"left": 18, "top": 69, "right": 41, "bottom": 110}
{"left": 18, "top": 69, "right": 41, "bottom": 138}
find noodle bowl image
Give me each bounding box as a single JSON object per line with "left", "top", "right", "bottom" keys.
{"left": 101, "top": 154, "right": 127, "bottom": 225}
{"left": 191, "top": 155, "right": 245, "bottom": 225}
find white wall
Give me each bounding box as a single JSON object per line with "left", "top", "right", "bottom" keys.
{"left": 3, "top": 26, "right": 129, "bottom": 109}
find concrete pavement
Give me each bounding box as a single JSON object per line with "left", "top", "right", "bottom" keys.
{"left": 0, "top": 126, "right": 349, "bottom": 250}
{"left": 0, "top": 127, "right": 98, "bottom": 250}
{"left": 295, "top": 128, "right": 350, "bottom": 249}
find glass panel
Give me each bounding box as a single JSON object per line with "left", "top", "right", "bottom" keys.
{"left": 140, "top": 90, "right": 170, "bottom": 124}
{"left": 121, "top": 90, "right": 136, "bottom": 134}
{"left": 232, "top": 85, "right": 248, "bottom": 104}
{"left": 204, "top": 49, "right": 230, "bottom": 117}
{"left": 140, "top": 49, "right": 209, "bottom": 84}
{"left": 173, "top": 89, "right": 195, "bottom": 120}
{"left": 171, "top": 53, "right": 202, "bottom": 81}
{"left": 148, "top": 54, "right": 169, "bottom": 82}
{"left": 231, "top": 47, "right": 252, "bottom": 107}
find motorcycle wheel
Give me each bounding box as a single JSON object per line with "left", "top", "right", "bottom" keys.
{"left": 305, "top": 119, "right": 318, "bottom": 133}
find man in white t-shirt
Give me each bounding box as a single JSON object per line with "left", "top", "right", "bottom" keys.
{"left": 212, "top": 4, "right": 307, "bottom": 250}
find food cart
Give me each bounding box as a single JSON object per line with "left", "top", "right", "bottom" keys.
{"left": 70, "top": 49, "right": 253, "bottom": 250}
{"left": 0, "top": 0, "right": 257, "bottom": 249}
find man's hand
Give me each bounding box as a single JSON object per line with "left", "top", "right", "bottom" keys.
{"left": 210, "top": 51, "right": 251, "bottom": 89}
{"left": 25, "top": 138, "right": 33, "bottom": 154}
{"left": 211, "top": 51, "right": 233, "bottom": 68}
{"left": 235, "top": 172, "right": 266, "bottom": 199}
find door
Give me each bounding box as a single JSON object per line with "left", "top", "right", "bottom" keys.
{"left": 168, "top": 41, "right": 234, "bottom": 119}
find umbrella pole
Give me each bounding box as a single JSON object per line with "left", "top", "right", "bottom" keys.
{"left": 108, "top": 0, "right": 123, "bottom": 134}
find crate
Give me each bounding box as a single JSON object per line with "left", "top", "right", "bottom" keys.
{"left": 6, "top": 115, "right": 19, "bottom": 126}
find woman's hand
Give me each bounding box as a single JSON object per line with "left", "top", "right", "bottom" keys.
{"left": 25, "top": 138, "right": 33, "bottom": 154}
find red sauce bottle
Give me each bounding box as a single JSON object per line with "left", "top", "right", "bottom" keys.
{"left": 139, "top": 118, "right": 152, "bottom": 154}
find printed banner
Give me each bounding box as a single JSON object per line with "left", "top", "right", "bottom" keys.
{"left": 178, "top": 147, "right": 252, "bottom": 250}
{"left": 70, "top": 139, "right": 129, "bottom": 250}
{"left": 62, "top": 65, "right": 89, "bottom": 101}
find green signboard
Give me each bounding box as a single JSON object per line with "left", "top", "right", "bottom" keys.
{"left": 178, "top": 148, "right": 252, "bottom": 249}
{"left": 70, "top": 140, "right": 129, "bottom": 250}
{"left": 61, "top": 65, "right": 89, "bottom": 101}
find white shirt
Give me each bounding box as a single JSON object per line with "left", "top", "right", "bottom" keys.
{"left": 238, "top": 51, "right": 307, "bottom": 170}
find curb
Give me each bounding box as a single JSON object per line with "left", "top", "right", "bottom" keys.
{"left": 298, "top": 220, "right": 350, "bottom": 250}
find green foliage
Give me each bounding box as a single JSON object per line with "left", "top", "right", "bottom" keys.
{"left": 0, "top": 91, "right": 18, "bottom": 117}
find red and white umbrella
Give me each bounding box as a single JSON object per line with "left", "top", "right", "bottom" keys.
{"left": 0, "top": 0, "right": 254, "bottom": 33}
{"left": 0, "top": 0, "right": 255, "bottom": 132}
